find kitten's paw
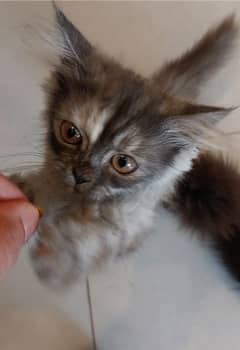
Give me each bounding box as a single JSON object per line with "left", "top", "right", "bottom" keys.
{"left": 29, "top": 223, "right": 80, "bottom": 290}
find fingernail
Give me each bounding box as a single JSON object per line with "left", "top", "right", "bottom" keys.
{"left": 19, "top": 203, "right": 40, "bottom": 241}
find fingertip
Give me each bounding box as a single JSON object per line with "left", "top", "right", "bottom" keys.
{"left": 18, "top": 202, "right": 40, "bottom": 241}
{"left": 0, "top": 174, "right": 26, "bottom": 200}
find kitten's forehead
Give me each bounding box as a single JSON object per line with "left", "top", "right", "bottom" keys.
{"left": 56, "top": 83, "right": 149, "bottom": 153}
{"left": 70, "top": 102, "right": 112, "bottom": 144}
{"left": 70, "top": 102, "right": 142, "bottom": 153}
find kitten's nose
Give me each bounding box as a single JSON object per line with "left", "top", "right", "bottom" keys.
{"left": 73, "top": 168, "right": 91, "bottom": 185}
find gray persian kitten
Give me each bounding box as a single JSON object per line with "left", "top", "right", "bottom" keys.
{"left": 13, "top": 7, "right": 239, "bottom": 288}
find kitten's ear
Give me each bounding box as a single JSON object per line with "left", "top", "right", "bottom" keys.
{"left": 152, "top": 15, "right": 238, "bottom": 100}
{"left": 53, "top": 2, "right": 93, "bottom": 66}
{"left": 162, "top": 98, "right": 235, "bottom": 125}
{"left": 162, "top": 100, "right": 236, "bottom": 148}
{"left": 160, "top": 97, "right": 235, "bottom": 146}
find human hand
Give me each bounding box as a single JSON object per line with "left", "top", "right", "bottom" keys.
{"left": 0, "top": 174, "right": 39, "bottom": 278}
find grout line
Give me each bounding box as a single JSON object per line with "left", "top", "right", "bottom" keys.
{"left": 86, "top": 276, "right": 97, "bottom": 350}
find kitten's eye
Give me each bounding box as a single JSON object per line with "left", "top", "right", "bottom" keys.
{"left": 60, "top": 121, "right": 82, "bottom": 145}
{"left": 111, "top": 154, "right": 138, "bottom": 174}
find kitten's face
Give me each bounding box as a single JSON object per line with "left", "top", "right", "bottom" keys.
{"left": 46, "top": 63, "right": 184, "bottom": 201}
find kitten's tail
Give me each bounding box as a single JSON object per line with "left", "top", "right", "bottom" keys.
{"left": 152, "top": 15, "right": 238, "bottom": 100}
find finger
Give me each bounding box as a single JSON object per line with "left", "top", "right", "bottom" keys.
{"left": 0, "top": 174, "right": 26, "bottom": 200}
{"left": 0, "top": 199, "right": 39, "bottom": 242}
{"left": 0, "top": 199, "right": 39, "bottom": 279}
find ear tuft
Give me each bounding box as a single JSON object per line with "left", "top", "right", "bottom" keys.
{"left": 52, "top": 2, "right": 93, "bottom": 64}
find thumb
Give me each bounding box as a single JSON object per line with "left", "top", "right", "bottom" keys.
{"left": 0, "top": 199, "right": 39, "bottom": 279}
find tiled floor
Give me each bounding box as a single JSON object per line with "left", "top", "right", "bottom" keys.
{"left": 1, "top": 2, "right": 240, "bottom": 350}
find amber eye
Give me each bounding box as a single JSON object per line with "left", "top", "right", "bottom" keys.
{"left": 111, "top": 154, "right": 138, "bottom": 174}
{"left": 60, "top": 121, "right": 82, "bottom": 145}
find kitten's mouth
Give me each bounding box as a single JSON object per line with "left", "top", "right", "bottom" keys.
{"left": 74, "top": 182, "right": 93, "bottom": 193}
